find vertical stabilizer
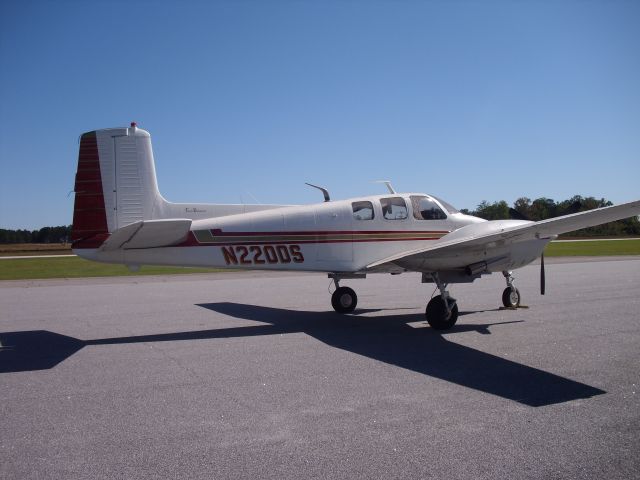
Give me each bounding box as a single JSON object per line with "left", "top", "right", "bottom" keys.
{"left": 72, "top": 124, "right": 166, "bottom": 248}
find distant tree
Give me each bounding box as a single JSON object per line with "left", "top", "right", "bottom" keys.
{"left": 474, "top": 200, "right": 510, "bottom": 220}
{"left": 513, "top": 197, "right": 532, "bottom": 219}
{"left": 529, "top": 197, "right": 556, "bottom": 221}
{"left": 35, "top": 227, "right": 51, "bottom": 243}
{"left": 460, "top": 196, "right": 639, "bottom": 237}
{"left": 556, "top": 195, "right": 584, "bottom": 216}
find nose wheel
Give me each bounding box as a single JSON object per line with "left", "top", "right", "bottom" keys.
{"left": 502, "top": 287, "right": 521, "bottom": 308}
{"left": 502, "top": 271, "right": 521, "bottom": 308}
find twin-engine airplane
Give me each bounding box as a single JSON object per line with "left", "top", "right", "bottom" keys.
{"left": 72, "top": 124, "right": 640, "bottom": 329}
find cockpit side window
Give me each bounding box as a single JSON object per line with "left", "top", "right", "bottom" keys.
{"left": 411, "top": 195, "right": 447, "bottom": 220}
{"left": 380, "top": 197, "right": 408, "bottom": 220}
{"left": 352, "top": 201, "right": 374, "bottom": 220}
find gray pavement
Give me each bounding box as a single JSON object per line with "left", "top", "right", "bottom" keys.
{"left": 1, "top": 259, "right": 639, "bottom": 479}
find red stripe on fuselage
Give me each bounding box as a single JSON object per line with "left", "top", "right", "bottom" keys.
{"left": 184, "top": 238, "right": 442, "bottom": 246}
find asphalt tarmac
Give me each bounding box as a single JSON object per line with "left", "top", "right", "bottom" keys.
{"left": 1, "top": 258, "right": 639, "bottom": 479}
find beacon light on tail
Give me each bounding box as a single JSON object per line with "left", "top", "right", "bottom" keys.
{"left": 72, "top": 124, "right": 640, "bottom": 330}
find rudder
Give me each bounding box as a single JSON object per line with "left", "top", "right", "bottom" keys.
{"left": 72, "top": 131, "right": 109, "bottom": 248}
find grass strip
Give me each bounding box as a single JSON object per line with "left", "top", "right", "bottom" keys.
{"left": 0, "top": 256, "right": 223, "bottom": 280}
{"left": 545, "top": 239, "right": 640, "bottom": 257}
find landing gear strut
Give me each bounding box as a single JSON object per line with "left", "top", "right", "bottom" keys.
{"left": 501, "top": 270, "right": 521, "bottom": 308}
{"left": 425, "top": 273, "right": 459, "bottom": 330}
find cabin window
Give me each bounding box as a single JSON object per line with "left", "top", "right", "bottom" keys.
{"left": 352, "top": 201, "right": 374, "bottom": 220}
{"left": 411, "top": 195, "right": 447, "bottom": 220}
{"left": 380, "top": 197, "right": 408, "bottom": 220}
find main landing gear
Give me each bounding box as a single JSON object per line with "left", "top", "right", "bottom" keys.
{"left": 332, "top": 286, "right": 357, "bottom": 313}
{"left": 330, "top": 275, "right": 358, "bottom": 313}
{"left": 425, "top": 273, "right": 459, "bottom": 330}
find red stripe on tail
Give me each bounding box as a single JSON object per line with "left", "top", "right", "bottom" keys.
{"left": 71, "top": 132, "right": 109, "bottom": 248}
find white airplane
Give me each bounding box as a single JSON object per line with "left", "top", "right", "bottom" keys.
{"left": 72, "top": 124, "right": 640, "bottom": 329}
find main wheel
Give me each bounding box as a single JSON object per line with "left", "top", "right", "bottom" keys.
{"left": 331, "top": 286, "right": 357, "bottom": 313}
{"left": 502, "top": 287, "right": 521, "bottom": 308}
{"left": 425, "top": 295, "right": 459, "bottom": 330}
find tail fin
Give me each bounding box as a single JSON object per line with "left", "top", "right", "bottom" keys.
{"left": 72, "top": 124, "right": 166, "bottom": 248}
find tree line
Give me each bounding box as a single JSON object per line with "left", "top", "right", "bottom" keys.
{"left": 460, "top": 195, "right": 640, "bottom": 237}
{"left": 1, "top": 195, "right": 638, "bottom": 243}
{"left": 0, "top": 225, "right": 72, "bottom": 244}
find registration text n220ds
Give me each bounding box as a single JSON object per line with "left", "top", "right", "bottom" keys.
{"left": 221, "top": 245, "right": 305, "bottom": 265}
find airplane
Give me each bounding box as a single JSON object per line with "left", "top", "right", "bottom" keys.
{"left": 71, "top": 123, "right": 640, "bottom": 330}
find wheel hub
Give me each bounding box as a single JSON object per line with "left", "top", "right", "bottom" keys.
{"left": 509, "top": 290, "right": 519, "bottom": 304}
{"left": 340, "top": 294, "right": 353, "bottom": 308}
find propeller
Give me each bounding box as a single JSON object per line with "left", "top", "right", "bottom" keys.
{"left": 540, "top": 253, "right": 546, "bottom": 295}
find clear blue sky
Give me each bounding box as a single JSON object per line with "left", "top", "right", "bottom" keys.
{"left": 1, "top": 0, "right": 638, "bottom": 230}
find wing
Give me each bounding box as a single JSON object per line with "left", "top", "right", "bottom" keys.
{"left": 367, "top": 199, "right": 640, "bottom": 270}
{"left": 100, "top": 219, "right": 192, "bottom": 251}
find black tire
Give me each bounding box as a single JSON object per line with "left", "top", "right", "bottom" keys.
{"left": 502, "top": 287, "right": 521, "bottom": 308}
{"left": 331, "top": 286, "right": 357, "bottom": 313}
{"left": 425, "top": 295, "right": 459, "bottom": 330}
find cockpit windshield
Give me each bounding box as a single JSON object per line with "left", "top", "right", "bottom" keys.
{"left": 410, "top": 196, "right": 447, "bottom": 220}
{"left": 431, "top": 196, "right": 459, "bottom": 214}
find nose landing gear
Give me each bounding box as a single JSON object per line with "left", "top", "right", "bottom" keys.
{"left": 501, "top": 270, "right": 521, "bottom": 308}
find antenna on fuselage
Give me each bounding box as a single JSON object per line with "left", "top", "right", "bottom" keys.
{"left": 374, "top": 180, "right": 396, "bottom": 194}
{"left": 305, "top": 183, "right": 330, "bottom": 202}
{"left": 245, "top": 191, "right": 262, "bottom": 204}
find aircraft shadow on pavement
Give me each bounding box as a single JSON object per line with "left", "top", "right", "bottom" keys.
{"left": 0, "top": 303, "right": 605, "bottom": 407}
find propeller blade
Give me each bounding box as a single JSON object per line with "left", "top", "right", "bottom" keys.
{"left": 540, "top": 253, "right": 546, "bottom": 295}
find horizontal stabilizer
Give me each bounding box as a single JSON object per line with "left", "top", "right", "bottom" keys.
{"left": 100, "top": 219, "right": 192, "bottom": 251}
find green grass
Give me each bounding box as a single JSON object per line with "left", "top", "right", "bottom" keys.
{"left": 544, "top": 239, "right": 640, "bottom": 257}
{"left": 0, "top": 256, "right": 223, "bottom": 280}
